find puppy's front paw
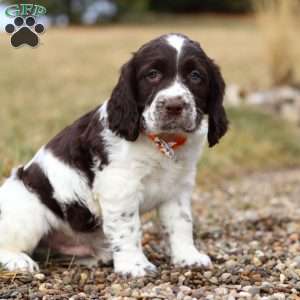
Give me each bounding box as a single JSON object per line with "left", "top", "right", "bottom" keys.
{"left": 115, "top": 256, "right": 157, "bottom": 277}
{"left": 0, "top": 250, "right": 39, "bottom": 273}
{"left": 172, "top": 247, "right": 212, "bottom": 269}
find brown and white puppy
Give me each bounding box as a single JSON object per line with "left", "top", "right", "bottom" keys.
{"left": 0, "top": 33, "right": 228, "bottom": 276}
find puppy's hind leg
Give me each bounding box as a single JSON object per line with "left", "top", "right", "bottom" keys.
{"left": 75, "top": 230, "right": 113, "bottom": 267}
{"left": 0, "top": 177, "right": 58, "bottom": 272}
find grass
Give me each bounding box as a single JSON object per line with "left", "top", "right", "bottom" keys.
{"left": 199, "top": 107, "right": 300, "bottom": 185}
{"left": 0, "top": 16, "right": 300, "bottom": 185}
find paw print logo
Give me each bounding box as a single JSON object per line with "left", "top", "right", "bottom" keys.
{"left": 5, "top": 16, "right": 45, "bottom": 48}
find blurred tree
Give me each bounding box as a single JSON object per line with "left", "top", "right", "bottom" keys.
{"left": 5, "top": 0, "right": 81, "bottom": 23}
{"left": 115, "top": 0, "right": 149, "bottom": 15}
{"left": 149, "top": 0, "right": 252, "bottom": 13}
{"left": 5, "top": 0, "right": 252, "bottom": 24}
{"left": 5, "top": 0, "right": 116, "bottom": 24}
{"left": 36, "top": 0, "right": 89, "bottom": 24}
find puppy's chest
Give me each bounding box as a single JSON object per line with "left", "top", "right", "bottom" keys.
{"left": 93, "top": 134, "right": 198, "bottom": 213}
{"left": 139, "top": 159, "right": 185, "bottom": 212}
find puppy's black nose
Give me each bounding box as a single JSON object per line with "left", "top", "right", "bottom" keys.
{"left": 165, "top": 97, "right": 185, "bottom": 116}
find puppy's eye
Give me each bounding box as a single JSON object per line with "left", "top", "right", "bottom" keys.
{"left": 146, "top": 69, "right": 162, "bottom": 82}
{"left": 189, "top": 70, "right": 202, "bottom": 83}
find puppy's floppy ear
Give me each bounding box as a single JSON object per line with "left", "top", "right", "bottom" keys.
{"left": 107, "top": 57, "right": 140, "bottom": 141}
{"left": 207, "top": 58, "right": 228, "bottom": 147}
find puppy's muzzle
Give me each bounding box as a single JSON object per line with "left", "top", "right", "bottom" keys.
{"left": 161, "top": 96, "right": 191, "bottom": 117}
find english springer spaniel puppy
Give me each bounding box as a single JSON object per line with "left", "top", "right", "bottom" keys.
{"left": 0, "top": 33, "right": 228, "bottom": 276}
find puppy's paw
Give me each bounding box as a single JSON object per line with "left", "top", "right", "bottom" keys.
{"left": 0, "top": 250, "right": 39, "bottom": 272}
{"left": 172, "top": 247, "right": 212, "bottom": 269}
{"left": 115, "top": 256, "right": 157, "bottom": 277}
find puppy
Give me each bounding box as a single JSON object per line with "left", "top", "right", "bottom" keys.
{"left": 0, "top": 33, "right": 228, "bottom": 276}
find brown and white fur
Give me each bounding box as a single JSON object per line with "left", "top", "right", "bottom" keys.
{"left": 0, "top": 33, "right": 228, "bottom": 276}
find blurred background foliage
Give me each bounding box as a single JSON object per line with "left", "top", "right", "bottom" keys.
{"left": 115, "top": 0, "right": 253, "bottom": 17}
{"left": 148, "top": 0, "right": 252, "bottom": 13}
{"left": 8, "top": 0, "right": 253, "bottom": 24}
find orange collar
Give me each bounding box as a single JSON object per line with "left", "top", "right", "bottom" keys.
{"left": 147, "top": 133, "right": 187, "bottom": 160}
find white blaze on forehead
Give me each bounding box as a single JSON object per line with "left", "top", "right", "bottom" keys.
{"left": 159, "top": 80, "right": 189, "bottom": 100}
{"left": 166, "top": 34, "right": 185, "bottom": 57}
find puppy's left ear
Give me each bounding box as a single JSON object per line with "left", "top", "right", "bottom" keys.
{"left": 107, "top": 57, "right": 140, "bottom": 141}
{"left": 207, "top": 59, "right": 228, "bottom": 147}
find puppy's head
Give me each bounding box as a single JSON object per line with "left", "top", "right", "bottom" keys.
{"left": 107, "top": 33, "right": 228, "bottom": 147}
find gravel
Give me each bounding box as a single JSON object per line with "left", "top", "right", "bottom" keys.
{"left": 1, "top": 169, "right": 300, "bottom": 299}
